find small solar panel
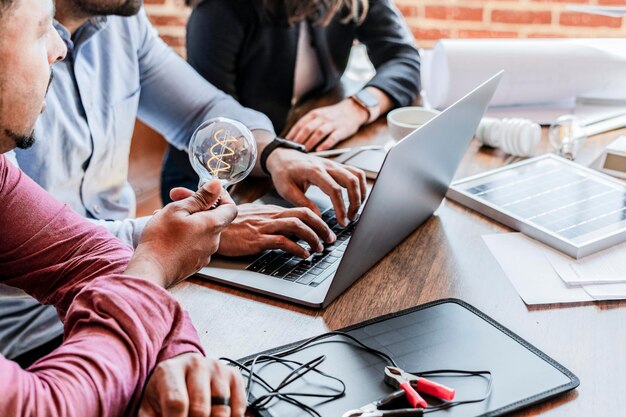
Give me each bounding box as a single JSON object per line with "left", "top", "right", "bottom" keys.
{"left": 448, "top": 154, "right": 626, "bottom": 258}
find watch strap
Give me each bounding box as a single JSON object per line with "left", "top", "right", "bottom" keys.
{"left": 260, "top": 137, "right": 307, "bottom": 176}
{"left": 350, "top": 89, "right": 379, "bottom": 124}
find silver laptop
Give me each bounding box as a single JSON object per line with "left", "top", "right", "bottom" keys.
{"left": 196, "top": 72, "right": 503, "bottom": 308}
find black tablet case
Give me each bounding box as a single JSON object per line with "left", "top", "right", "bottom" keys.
{"left": 240, "top": 299, "right": 579, "bottom": 417}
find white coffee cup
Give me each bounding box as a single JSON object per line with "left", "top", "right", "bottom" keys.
{"left": 387, "top": 107, "right": 441, "bottom": 141}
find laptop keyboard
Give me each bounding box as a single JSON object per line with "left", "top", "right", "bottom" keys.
{"left": 245, "top": 208, "right": 357, "bottom": 287}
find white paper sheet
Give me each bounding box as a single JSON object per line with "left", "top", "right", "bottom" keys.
{"left": 545, "top": 241, "right": 626, "bottom": 285}
{"left": 483, "top": 232, "right": 626, "bottom": 304}
{"left": 482, "top": 233, "right": 594, "bottom": 305}
{"left": 583, "top": 283, "right": 626, "bottom": 299}
{"left": 423, "top": 39, "right": 626, "bottom": 109}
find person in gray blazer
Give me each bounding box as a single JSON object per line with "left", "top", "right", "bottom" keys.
{"left": 162, "top": 0, "right": 421, "bottom": 202}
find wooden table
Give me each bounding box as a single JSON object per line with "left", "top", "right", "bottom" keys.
{"left": 172, "top": 116, "right": 626, "bottom": 416}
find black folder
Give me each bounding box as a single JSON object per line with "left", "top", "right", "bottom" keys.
{"left": 240, "top": 299, "right": 579, "bottom": 417}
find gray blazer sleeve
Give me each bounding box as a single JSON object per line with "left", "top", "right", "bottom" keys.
{"left": 358, "top": 0, "right": 421, "bottom": 107}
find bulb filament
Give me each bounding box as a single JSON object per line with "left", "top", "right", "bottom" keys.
{"left": 206, "top": 128, "right": 237, "bottom": 176}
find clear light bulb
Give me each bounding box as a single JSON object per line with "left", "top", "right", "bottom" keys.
{"left": 188, "top": 117, "right": 257, "bottom": 188}
{"left": 548, "top": 115, "right": 586, "bottom": 160}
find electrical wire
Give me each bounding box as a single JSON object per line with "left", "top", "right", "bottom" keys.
{"left": 220, "top": 331, "right": 493, "bottom": 416}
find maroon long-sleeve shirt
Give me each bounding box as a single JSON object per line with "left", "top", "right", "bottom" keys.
{"left": 0, "top": 154, "right": 204, "bottom": 416}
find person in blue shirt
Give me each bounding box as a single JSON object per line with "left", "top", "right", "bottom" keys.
{"left": 1, "top": 0, "right": 366, "bottom": 362}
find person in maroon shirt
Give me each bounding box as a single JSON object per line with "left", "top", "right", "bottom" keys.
{"left": 0, "top": 0, "right": 245, "bottom": 416}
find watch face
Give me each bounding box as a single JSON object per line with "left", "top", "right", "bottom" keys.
{"left": 356, "top": 90, "right": 379, "bottom": 108}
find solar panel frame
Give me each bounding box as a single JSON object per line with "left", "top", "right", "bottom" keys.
{"left": 447, "top": 154, "right": 626, "bottom": 258}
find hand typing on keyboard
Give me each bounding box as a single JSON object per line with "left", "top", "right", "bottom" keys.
{"left": 246, "top": 208, "right": 358, "bottom": 286}
{"left": 264, "top": 149, "right": 367, "bottom": 227}
{"left": 215, "top": 203, "right": 337, "bottom": 258}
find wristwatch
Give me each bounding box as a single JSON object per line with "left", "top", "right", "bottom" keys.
{"left": 260, "top": 137, "right": 307, "bottom": 176}
{"left": 349, "top": 89, "right": 379, "bottom": 124}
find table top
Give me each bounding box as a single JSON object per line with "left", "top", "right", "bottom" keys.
{"left": 172, "top": 115, "right": 626, "bottom": 416}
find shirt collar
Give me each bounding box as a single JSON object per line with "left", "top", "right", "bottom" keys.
{"left": 54, "top": 16, "right": 109, "bottom": 57}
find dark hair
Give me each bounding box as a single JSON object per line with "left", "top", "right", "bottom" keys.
{"left": 261, "top": 0, "right": 368, "bottom": 26}
{"left": 185, "top": 0, "right": 368, "bottom": 27}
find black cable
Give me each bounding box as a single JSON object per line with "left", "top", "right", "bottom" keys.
{"left": 240, "top": 331, "right": 398, "bottom": 367}
{"left": 220, "top": 331, "right": 493, "bottom": 416}
{"left": 408, "top": 369, "right": 494, "bottom": 413}
{"left": 221, "top": 354, "right": 345, "bottom": 417}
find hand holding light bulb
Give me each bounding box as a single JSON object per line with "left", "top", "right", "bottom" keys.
{"left": 181, "top": 117, "right": 367, "bottom": 258}
{"left": 188, "top": 117, "right": 257, "bottom": 188}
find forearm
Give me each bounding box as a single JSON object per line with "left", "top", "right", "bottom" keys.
{"left": 0, "top": 275, "right": 201, "bottom": 417}
{"left": 0, "top": 159, "right": 136, "bottom": 318}
{"left": 123, "top": 252, "right": 205, "bottom": 362}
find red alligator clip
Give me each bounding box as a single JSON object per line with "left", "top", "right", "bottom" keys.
{"left": 384, "top": 366, "right": 456, "bottom": 408}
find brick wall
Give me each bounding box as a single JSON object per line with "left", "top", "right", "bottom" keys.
{"left": 397, "top": 0, "right": 626, "bottom": 47}
{"left": 145, "top": 0, "right": 626, "bottom": 55}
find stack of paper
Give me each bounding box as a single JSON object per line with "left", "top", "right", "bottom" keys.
{"left": 422, "top": 39, "right": 626, "bottom": 110}
{"left": 483, "top": 233, "right": 626, "bottom": 305}
{"left": 421, "top": 39, "right": 626, "bottom": 135}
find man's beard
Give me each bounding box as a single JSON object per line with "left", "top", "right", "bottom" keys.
{"left": 4, "top": 128, "right": 35, "bottom": 149}
{"left": 73, "top": 0, "right": 143, "bottom": 17}
{"left": 3, "top": 72, "right": 54, "bottom": 151}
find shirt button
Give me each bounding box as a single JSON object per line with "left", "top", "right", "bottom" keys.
{"left": 93, "top": 205, "right": 101, "bottom": 215}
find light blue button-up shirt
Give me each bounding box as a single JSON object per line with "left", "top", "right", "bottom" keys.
{"left": 16, "top": 9, "right": 273, "bottom": 247}
{"left": 1, "top": 9, "right": 273, "bottom": 359}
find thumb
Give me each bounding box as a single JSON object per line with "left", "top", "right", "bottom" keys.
{"left": 169, "top": 187, "right": 195, "bottom": 202}
{"left": 175, "top": 180, "right": 222, "bottom": 214}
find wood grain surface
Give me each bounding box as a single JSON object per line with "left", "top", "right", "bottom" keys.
{"left": 169, "top": 108, "right": 626, "bottom": 416}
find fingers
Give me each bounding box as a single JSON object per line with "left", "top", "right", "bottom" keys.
{"left": 345, "top": 165, "right": 368, "bottom": 203}
{"left": 209, "top": 362, "right": 231, "bottom": 417}
{"left": 268, "top": 218, "right": 323, "bottom": 255}
{"left": 281, "top": 207, "right": 335, "bottom": 244}
{"left": 148, "top": 355, "right": 245, "bottom": 417}
{"left": 265, "top": 235, "right": 312, "bottom": 258}
{"left": 302, "top": 122, "right": 332, "bottom": 151}
{"left": 285, "top": 112, "right": 315, "bottom": 143}
{"left": 216, "top": 187, "right": 236, "bottom": 208}
{"left": 156, "top": 362, "right": 190, "bottom": 417}
{"left": 279, "top": 183, "right": 321, "bottom": 217}
{"left": 197, "top": 193, "right": 238, "bottom": 229}
{"left": 327, "top": 166, "right": 363, "bottom": 222}
{"left": 186, "top": 357, "right": 211, "bottom": 417}
{"left": 229, "top": 368, "right": 247, "bottom": 417}
{"left": 314, "top": 131, "right": 343, "bottom": 152}
{"left": 292, "top": 118, "right": 325, "bottom": 149}
{"left": 177, "top": 187, "right": 238, "bottom": 231}
{"left": 172, "top": 180, "right": 222, "bottom": 214}
{"left": 313, "top": 171, "right": 349, "bottom": 227}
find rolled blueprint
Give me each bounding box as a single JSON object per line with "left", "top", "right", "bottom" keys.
{"left": 423, "top": 39, "right": 626, "bottom": 109}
